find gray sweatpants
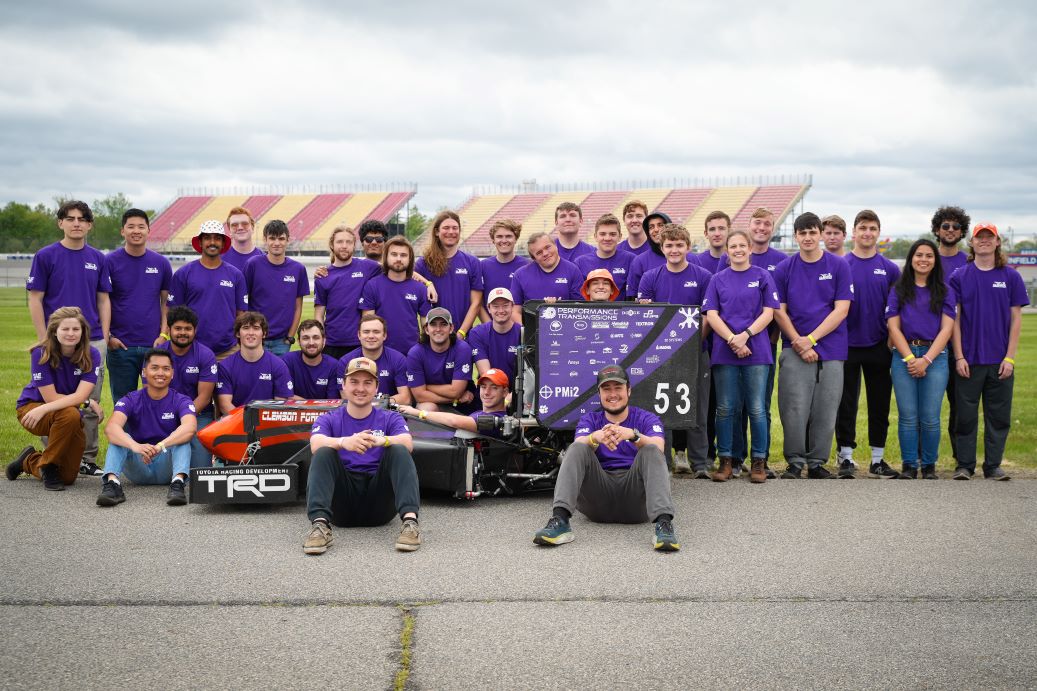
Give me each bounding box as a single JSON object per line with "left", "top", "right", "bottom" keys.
{"left": 777, "top": 349, "right": 844, "bottom": 469}
{"left": 553, "top": 443, "right": 674, "bottom": 523}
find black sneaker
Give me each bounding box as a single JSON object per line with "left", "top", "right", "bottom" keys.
{"left": 984, "top": 468, "right": 1010, "bottom": 481}
{"left": 166, "top": 478, "right": 187, "bottom": 506}
{"left": 40, "top": 464, "right": 64, "bottom": 491}
{"left": 807, "top": 465, "right": 836, "bottom": 479}
{"left": 921, "top": 467, "right": 938, "bottom": 480}
{"left": 837, "top": 459, "right": 855, "bottom": 479}
{"left": 6, "top": 446, "right": 33, "bottom": 481}
{"left": 765, "top": 463, "right": 778, "bottom": 479}
{"left": 780, "top": 465, "right": 803, "bottom": 479}
{"left": 97, "top": 478, "right": 126, "bottom": 506}
{"left": 653, "top": 519, "right": 680, "bottom": 552}
{"left": 869, "top": 460, "right": 899, "bottom": 479}
{"left": 952, "top": 467, "right": 972, "bottom": 481}
{"left": 896, "top": 467, "right": 918, "bottom": 479}
{"left": 79, "top": 461, "right": 104, "bottom": 477}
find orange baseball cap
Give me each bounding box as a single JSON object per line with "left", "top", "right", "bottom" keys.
{"left": 971, "top": 222, "right": 999, "bottom": 239}
{"left": 477, "top": 368, "right": 509, "bottom": 388}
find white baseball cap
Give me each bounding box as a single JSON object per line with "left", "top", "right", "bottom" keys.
{"left": 486, "top": 287, "right": 514, "bottom": 305}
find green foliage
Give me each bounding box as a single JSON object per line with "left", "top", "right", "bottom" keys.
{"left": 0, "top": 194, "right": 141, "bottom": 253}
{"left": 404, "top": 205, "right": 428, "bottom": 241}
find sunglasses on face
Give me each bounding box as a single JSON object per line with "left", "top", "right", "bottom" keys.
{"left": 940, "top": 222, "right": 962, "bottom": 231}
{"left": 363, "top": 236, "right": 386, "bottom": 243}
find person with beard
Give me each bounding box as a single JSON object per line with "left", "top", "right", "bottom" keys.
{"left": 406, "top": 308, "right": 475, "bottom": 413}
{"left": 695, "top": 211, "right": 730, "bottom": 274}
{"left": 618, "top": 200, "right": 650, "bottom": 256}
{"left": 222, "top": 207, "right": 265, "bottom": 273}
{"left": 931, "top": 205, "right": 971, "bottom": 464}
{"left": 357, "top": 219, "right": 389, "bottom": 261}
{"left": 822, "top": 215, "right": 847, "bottom": 257}
{"left": 360, "top": 236, "right": 432, "bottom": 355}
{"left": 574, "top": 214, "right": 634, "bottom": 298}
{"left": 243, "top": 220, "right": 309, "bottom": 356}
{"left": 215, "top": 312, "right": 293, "bottom": 415}
{"left": 625, "top": 211, "right": 671, "bottom": 299}
{"left": 509, "top": 232, "right": 585, "bottom": 323}
{"left": 469, "top": 288, "right": 521, "bottom": 384}
{"left": 314, "top": 225, "right": 382, "bottom": 359}
{"left": 553, "top": 202, "right": 595, "bottom": 262}
{"left": 157, "top": 306, "right": 218, "bottom": 469}
{"left": 532, "top": 365, "right": 679, "bottom": 552}
{"left": 416, "top": 211, "right": 484, "bottom": 340}
{"left": 398, "top": 368, "right": 510, "bottom": 438}
{"left": 480, "top": 219, "right": 531, "bottom": 321}
{"left": 343, "top": 314, "right": 412, "bottom": 405}
{"left": 168, "top": 220, "right": 248, "bottom": 360}
{"left": 283, "top": 320, "right": 342, "bottom": 400}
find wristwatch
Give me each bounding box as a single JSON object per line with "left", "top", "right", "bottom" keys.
{"left": 630, "top": 430, "right": 641, "bottom": 443}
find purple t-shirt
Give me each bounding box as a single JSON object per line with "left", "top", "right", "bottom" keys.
{"left": 216, "top": 351, "right": 294, "bottom": 407}
{"left": 636, "top": 262, "right": 712, "bottom": 305}
{"left": 223, "top": 247, "right": 264, "bottom": 273}
{"left": 107, "top": 248, "right": 173, "bottom": 347}
{"left": 885, "top": 285, "right": 956, "bottom": 342}
{"left": 468, "top": 322, "right": 521, "bottom": 383}
{"left": 510, "top": 260, "right": 584, "bottom": 304}
{"left": 481, "top": 255, "right": 532, "bottom": 296}
{"left": 626, "top": 251, "right": 665, "bottom": 299}
{"left": 939, "top": 252, "right": 968, "bottom": 287}
{"left": 949, "top": 263, "right": 1029, "bottom": 365}
{"left": 342, "top": 347, "right": 410, "bottom": 397}
{"left": 702, "top": 266, "right": 780, "bottom": 366}
{"left": 574, "top": 407, "right": 665, "bottom": 471}
{"left": 618, "top": 239, "right": 650, "bottom": 257}
{"left": 574, "top": 251, "right": 635, "bottom": 297}
{"left": 310, "top": 406, "right": 410, "bottom": 474}
{"left": 281, "top": 351, "right": 341, "bottom": 399}
{"left": 314, "top": 259, "right": 381, "bottom": 347}
{"left": 243, "top": 256, "right": 310, "bottom": 339}
{"left": 721, "top": 247, "right": 790, "bottom": 274}
{"left": 555, "top": 239, "right": 595, "bottom": 263}
{"left": 359, "top": 275, "right": 432, "bottom": 355}
{"left": 695, "top": 251, "right": 726, "bottom": 275}
{"left": 114, "top": 388, "right": 196, "bottom": 445}
{"left": 27, "top": 242, "right": 112, "bottom": 337}
{"left": 773, "top": 252, "right": 855, "bottom": 361}
{"left": 157, "top": 341, "right": 218, "bottom": 414}
{"left": 168, "top": 261, "right": 248, "bottom": 354}
{"left": 406, "top": 340, "right": 474, "bottom": 387}
{"left": 17, "top": 346, "right": 101, "bottom": 408}
{"left": 843, "top": 253, "right": 900, "bottom": 347}
{"left": 415, "top": 252, "right": 484, "bottom": 327}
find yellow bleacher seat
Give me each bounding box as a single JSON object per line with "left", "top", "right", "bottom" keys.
{"left": 170, "top": 195, "right": 248, "bottom": 245}
{"left": 308, "top": 193, "right": 389, "bottom": 245}
{"left": 518, "top": 192, "right": 591, "bottom": 236}
{"left": 458, "top": 194, "right": 512, "bottom": 242}
{"left": 684, "top": 186, "right": 758, "bottom": 236}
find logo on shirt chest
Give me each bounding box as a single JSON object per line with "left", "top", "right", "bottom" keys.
{"left": 185, "top": 366, "right": 200, "bottom": 374}
{"left": 283, "top": 275, "right": 296, "bottom": 283}
{"left": 32, "top": 372, "right": 42, "bottom": 381}
{"left": 818, "top": 273, "right": 833, "bottom": 281}
{"left": 146, "top": 267, "right": 159, "bottom": 274}
{"left": 379, "top": 369, "right": 389, "bottom": 377}
{"left": 220, "top": 279, "right": 235, "bottom": 288}
{"left": 315, "top": 378, "right": 328, "bottom": 385}
{"left": 683, "top": 280, "right": 699, "bottom": 288}
{"left": 747, "top": 280, "right": 760, "bottom": 288}
{"left": 767, "top": 264, "right": 777, "bottom": 272}
{"left": 612, "top": 268, "right": 627, "bottom": 275}
{"left": 84, "top": 262, "right": 98, "bottom": 271}
{"left": 351, "top": 271, "right": 364, "bottom": 278}
{"left": 405, "top": 293, "right": 418, "bottom": 301}
{"left": 554, "top": 278, "right": 569, "bottom": 284}
{"left": 873, "top": 268, "right": 887, "bottom": 276}
{"left": 161, "top": 412, "right": 175, "bottom": 420}
{"left": 445, "top": 361, "right": 455, "bottom": 369}
{"left": 993, "top": 281, "right": 1007, "bottom": 288}
{"left": 73, "top": 368, "right": 82, "bottom": 376}
{"left": 259, "top": 372, "right": 272, "bottom": 381}
{"left": 455, "top": 268, "right": 468, "bottom": 275}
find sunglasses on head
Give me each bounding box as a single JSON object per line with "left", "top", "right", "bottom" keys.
{"left": 940, "top": 222, "right": 961, "bottom": 231}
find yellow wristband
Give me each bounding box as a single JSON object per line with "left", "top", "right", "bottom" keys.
{"left": 1004, "top": 357, "right": 1016, "bottom": 365}
{"left": 904, "top": 354, "right": 916, "bottom": 362}
{"left": 588, "top": 436, "right": 600, "bottom": 449}
{"left": 457, "top": 329, "right": 467, "bottom": 338}
{"left": 807, "top": 334, "right": 818, "bottom": 346}
{"left": 419, "top": 411, "right": 428, "bottom": 420}
{"left": 157, "top": 441, "right": 167, "bottom": 452}
{"left": 383, "top": 437, "right": 391, "bottom": 447}
{"left": 158, "top": 333, "right": 170, "bottom": 341}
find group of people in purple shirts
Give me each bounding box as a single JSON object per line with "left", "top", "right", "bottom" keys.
{"left": 8, "top": 197, "right": 1024, "bottom": 554}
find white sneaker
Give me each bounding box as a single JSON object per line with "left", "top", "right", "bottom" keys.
{"left": 673, "top": 451, "right": 691, "bottom": 475}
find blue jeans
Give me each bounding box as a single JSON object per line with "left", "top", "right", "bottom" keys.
{"left": 714, "top": 364, "right": 770, "bottom": 459}
{"left": 107, "top": 346, "right": 151, "bottom": 404}
{"left": 890, "top": 346, "right": 949, "bottom": 469}
{"left": 191, "top": 410, "right": 215, "bottom": 469}
{"left": 103, "top": 443, "right": 191, "bottom": 484}
{"left": 264, "top": 338, "right": 290, "bottom": 356}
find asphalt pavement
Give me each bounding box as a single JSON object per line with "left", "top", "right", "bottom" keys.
{"left": 2, "top": 473, "right": 1035, "bottom": 689}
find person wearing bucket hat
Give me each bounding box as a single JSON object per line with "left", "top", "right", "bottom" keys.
{"left": 575, "top": 214, "right": 634, "bottom": 297}
{"left": 533, "top": 364, "right": 679, "bottom": 551}
{"left": 949, "top": 222, "right": 1028, "bottom": 480}
{"left": 168, "top": 219, "right": 247, "bottom": 359}
{"left": 397, "top": 368, "right": 510, "bottom": 438}
{"left": 626, "top": 210, "right": 671, "bottom": 299}
{"left": 581, "top": 269, "right": 621, "bottom": 302}
{"left": 469, "top": 287, "right": 521, "bottom": 383}
{"left": 304, "top": 356, "right": 422, "bottom": 555}
{"left": 407, "top": 307, "right": 476, "bottom": 413}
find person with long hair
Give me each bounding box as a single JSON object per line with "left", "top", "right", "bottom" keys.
{"left": 886, "top": 239, "right": 955, "bottom": 479}
{"left": 416, "top": 211, "right": 483, "bottom": 340}
{"left": 7, "top": 307, "right": 103, "bottom": 490}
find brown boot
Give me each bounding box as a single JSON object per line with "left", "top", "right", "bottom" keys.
{"left": 713, "top": 457, "right": 733, "bottom": 482}
{"left": 750, "top": 457, "right": 767, "bottom": 483}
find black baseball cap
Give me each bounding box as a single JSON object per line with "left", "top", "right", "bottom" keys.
{"left": 596, "top": 365, "right": 629, "bottom": 387}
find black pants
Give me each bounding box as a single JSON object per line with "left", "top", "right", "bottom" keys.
{"left": 835, "top": 342, "right": 892, "bottom": 450}
{"left": 954, "top": 366, "right": 1013, "bottom": 475}
{"left": 306, "top": 446, "right": 420, "bottom": 526}
{"left": 945, "top": 373, "right": 959, "bottom": 461}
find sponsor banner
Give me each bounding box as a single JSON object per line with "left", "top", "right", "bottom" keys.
{"left": 1008, "top": 254, "right": 1037, "bottom": 266}
{"left": 190, "top": 465, "right": 299, "bottom": 504}
{"left": 535, "top": 302, "right": 700, "bottom": 428}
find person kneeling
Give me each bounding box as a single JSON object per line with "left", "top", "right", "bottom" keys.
{"left": 98, "top": 349, "right": 197, "bottom": 507}
{"left": 304, "top": 357, "right": 421, "bottom": 555}
{"left": 533, "top": 365, "right": 680, "bottom": 552}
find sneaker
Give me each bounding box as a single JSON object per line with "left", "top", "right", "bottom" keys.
{"left": 673, "top": 451, "right": 691, "bottom": 475}
{"left": 96, "top": 477, "right": 126, "bottom": 506}
{"left": 896, "top": 467, "right": 918, "bottom": 480}
{"left": 79, "top": 461, "right": 104, "bottom": 477}
{"left": 6, "top": 446, "right": 33, "bottom": 481}
{"left": 166, "top": 478, "right": 187, "bottom": 506}
{"left": 765, "top": 463, "right": 778, "bottom": 479}
{"left": 533, "top": 516, "right": 573, "bottom": 546}
{"left": 869, "top": 460, "right": 899, "bottom": 479}
{"left": 921, "top": 467, "right": 938, "bottom": 480}
{"left": 40, "top": 464, "right": 64, "bottom": 490}
{"left": 691, "top": 468, "right": 712, "bottom": 480}
{"left": 303, "top": 521, "right": 333, "bottom": 555}
{"left": 807, "top": 465, "right": 836, "bottom": 480}
{"left": 984, "top": 468, "right": 1010, "bottom": 481}
{"left": 396, "top": 518, "right": 422, "bottom": 552}
{"left": 781, "top": 465, "right": 803, "bottom": 479}
{"left": 952, "top": 467, "right": 972, "bottom": 481}
{"left": 837, "top": 459, "right": 855, "bottom": 479}
{"left": 654, "top": 518, "right": 680, "bottom": 552}
{"left": 731, "top": 461, "right": 746, "bottom": 478}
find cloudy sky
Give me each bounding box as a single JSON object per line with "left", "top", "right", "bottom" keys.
{"left": 2, "top": 0, "right": 1035, "bottom": 238}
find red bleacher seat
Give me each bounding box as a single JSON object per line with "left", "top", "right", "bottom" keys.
{"left": 149, "top": 196, "right": 213, "bottom": 243}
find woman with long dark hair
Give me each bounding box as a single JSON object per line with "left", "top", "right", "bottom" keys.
{"left": 886, "top": 239, "right": 954, "bottom": 479}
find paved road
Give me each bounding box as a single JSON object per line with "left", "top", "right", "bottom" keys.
{"left": 2, "top": 474, "right": 1035, "bottom": 689}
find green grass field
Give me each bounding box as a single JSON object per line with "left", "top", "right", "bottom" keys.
{"left": 2, "top": 287, "right": 1034, "bottom": 473}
